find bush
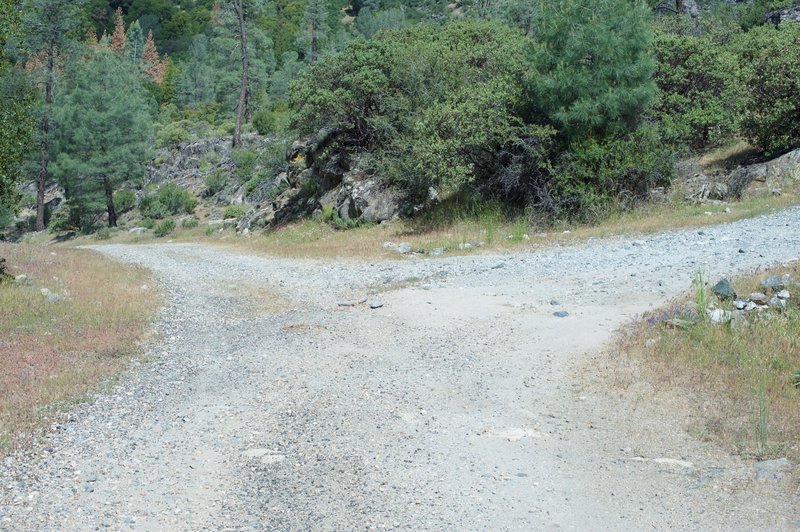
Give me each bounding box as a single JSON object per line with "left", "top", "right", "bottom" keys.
{"left": 223, "top": 204, "right": 249, "bottom": 219}
{"left": 138, "top": 195, "right": 167, "bottom": 219}
{"left": 652, "top": 29, "right": 744, "bottom": 150}
{"left": 735, "top": 23, "right": 800, "bottom": 155}
{"left": 141, "top": 183, "right": 197, "bottom": 218}
{"left": 153, "top": 218, "right": 176, "bottom": 237}
{"left": 155, "top": 120, "right": 191, "bottom": 148}
{"left": 183, "top": 195, "right": 198, "bottom": 214}
{"left": 232, "top": 149, "right": 257, "bottom": 182}
{"left": 140, "top": 217, "right": 155, "bottom": 229}
{"left": 182, "top": 217, "right": 199, "bottom": 228}
{"left": 113, "top": 189, "right": 137, "bottom": 214}
{"left": 95, "top": 227, "right": 111, "bottom": 240}
{"left": 204, "top": 170, "right": 227, "bottom": 197}
{"left": 252, "top": 110, "right": 276, "bottom": 136}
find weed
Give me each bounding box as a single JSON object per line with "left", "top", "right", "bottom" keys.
{"left": 182, "top": 217, "right": 199, "bottom": 229}
{"left": 223, "top": 204, "right": 249, "bottom": 219}
{"left": 693, "top": 270, "right": 709, "bottom": 318}
{"left": 154, "top": 218, "right": 176, "bottom": 237}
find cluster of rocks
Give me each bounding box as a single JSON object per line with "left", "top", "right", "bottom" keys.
{"left": 684, "top": 147, "right": 800, "bottom": 205}
{"left": 707, "top": 274, "right": 792, "bottom": 324}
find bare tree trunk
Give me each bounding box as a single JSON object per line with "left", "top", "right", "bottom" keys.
{"left": 310, "top": 21, "right": 318, "bottom": 63}
{"left": 102, "top": 175, "right": 117, "bottom": 227}
{"left": 233, "top": 0, "right": 249, "bottom": 148}
{"left": 36, "top": 44, "right": 55, "bottom": 232}
{"left": 676, "top": 0, "right": 684, "bottom": 14}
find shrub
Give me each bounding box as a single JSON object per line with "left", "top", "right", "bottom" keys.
{"left": 232, "top": 148, "right": 257, "bottom": 182}
{"left": 223, "top": 204, "right": 249, "bottom": 219}
{"left": 204, "top": 170, "right": 227, "bottom": 196}
{"left": 183, "top": 195, "right": 198, "bottom": 214}
{"left": 138, "top": 195, "right": 167, "bottom": 219}
{"left": 155, "top": 120, "right": 191, "bottom": 148}
{"left": 735, "top": 23, "right": 800, "bottom": 155}
{"left": 181, "top": 217, "right": 199, "bottom": 229}
{"left": 652, "top": 29, "right": 744, "bottom": 150}
{"left": 140, "top": 217, "right": 155, "bottom": 229}
{"left": 252, "top": 110, "right": 276, "bottom": 136}
{"left": 95, "top": 227, "right": 112, "bottom": 240}
{"left": 141, "top": 183, "right": 197, "bottom": 218}
{"left": 113, "top": 189, "right": 137, "bottom": 214}
{"left": 153, "top": 218, "right": 176, "bottom": 237}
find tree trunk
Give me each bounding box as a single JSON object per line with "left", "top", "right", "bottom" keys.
{"left": 676, "top": 0, "right": 684, "bottom": 14}
{"left": 310, "top": 21, "right": 318, "bottom": 63}
{"left": 36, "top": 44, "right": 55, "bottom": 232}
{"left": 233, "top": 0, "right": 249, "bottom": 148}
{"left": 102, "top": 175, "right": 117, "bottom": 227}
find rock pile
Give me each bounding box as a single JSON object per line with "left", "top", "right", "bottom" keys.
{"left": 706, "top": 274, "right": 792, "bottom": 325}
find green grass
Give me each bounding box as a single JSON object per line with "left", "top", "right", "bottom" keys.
{"left": 619, "top": 261, "right": 800, "bottom": 461}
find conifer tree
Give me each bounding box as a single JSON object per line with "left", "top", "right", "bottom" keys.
{"left": 297, "top": 0, "right": 330, "bottom": 63}
{"left": 529, "top": 0, "right": 657, "bottom": 141}
{"left": 22, "top": 0, "right": 86, "bottom": 231}
{"left": 126, "top": 20, "right": 145, "bottom": 64}
{"left": 53, "top": 48, "right": 151, "bottom": 229}
{"left": 142, "top": 30, "right": 166, "bottom": 83}
{"left": 110, "top": 7, "right": 127, "bottom": 53}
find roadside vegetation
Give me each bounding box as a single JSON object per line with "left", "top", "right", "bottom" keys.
{"left": 617, "top": 262, "right": 800, "bottom": 461}
{"left": 0, "top": 244, "right": 159, "bottom": 454}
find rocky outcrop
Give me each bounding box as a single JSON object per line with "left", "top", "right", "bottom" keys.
{"left": 764, "top": 4, "right": 800, "bottom": 25}
{"left": 726, "top": 148, "right": 800, "bottom": 199}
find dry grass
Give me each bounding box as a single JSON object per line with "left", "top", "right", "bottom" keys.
{"left": 617, "top": 261, "right": 800, "bottom": 461}
{"left": 0, "top": 244, "right": 160, "bottom": 454}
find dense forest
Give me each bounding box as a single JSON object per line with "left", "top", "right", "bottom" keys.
{"left": 1, "top": 0, "right": 799, "bottom": 234}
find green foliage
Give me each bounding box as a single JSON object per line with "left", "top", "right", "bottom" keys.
{"left": 652, "top": 29, "right": 745, "bottom": 150}
{"left": 140, "top": 217, "right": 155, "bottom": 229}
{"left": 529, "top": 0, "right": 657, "bottom": 141}
{"left": 95, "top": 226, "right": 111, "bottom": 240}
{"left": 735, "top": 22, "right": 800, "bottom": 155}
{"left": 223, "top": 204, "right": 249, "bottom": 219}
{"left": 232, "top": 148, "right": 257, "bottom": 182}
{"left": 737, "top": 0, "right": 793, "bottom": 30}
{"left": 113, "top": 189, "right": 137, "bottom": 214}
{"left": 156, "top": 120, "right": 191, "bottom": 148}
{"left": 139, "top": 183, "right": 196, "bottom": 218}
{"left": 252, "top": 110, "right": 276, "bottom": 136}
{"left": 0, "top": 70, "right": 34, "bottom": 216}
{"left": 552, "top": 124, "right": 676, "bottom": 218}
{"left": 204, "top": 170, "right": 227, "bottom": 196}
{"left": 53, "top": 48, "right": 152, "bottom": 231}
{"left": 153, "top": 218, "right": 175, "bottom": 237}
{"left": 181, "top": 216, "right": 198, "bottom": 228}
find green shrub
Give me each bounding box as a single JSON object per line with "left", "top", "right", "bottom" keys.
{"left": 138, "top": 195, "right": 168, "bottom": 219}
{"left": 113, "top": 189, "right": 137, "bottom": 214}
{"left": 140, "top": 217, "right": 155, "bottom": 229}
{"left": 141, "top": 183, "right": 197, "bottom": 218}
{"left": 95, "top": 226, "right": 111, "bottom": 240}
{"left": 204, "top": 170, "right": 227, "bottom": 196}
{"left": 155, "top": 120, "right": 191, "bottom": 148}
{"left": 652, "top": 29, "right": 744, "bottom": 150}
{"left": 153, "top": 218, "right": 176, "bottom": 237}
{"left": 181, "top": 217, "right": 199, "bottom": 228}
{"left": 232, "top": 148, "right": 257, "bottom": 182}
{"left": 183, "top": 195, "right": 198, "bottom": 214}
{"left": 738, "top": 0, "right": 793, "bottom": 30}
{"left": 252, "top": 110, "right": 276, "bottom": 136}
{"left": 223, "top": 204, "right": 249, "bottom": 219}
{"left": 735, "top": 23, "right": 800, "bottom": 155}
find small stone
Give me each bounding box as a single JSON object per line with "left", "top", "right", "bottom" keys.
{"left": 458, "top": 242, "right": 473, "bottom": 250}
{"left": 429, "top": 248, "right": 445, "bottom": 256}
{"left": 769, "top": 296, "right": 786, "bottom": 311}
{"left": 550, "top": 300, "right": 560, "bottom": 306}
{"left": 369, "top": 301, "right": 384, "bottom": 309}
{"left": 84, "top": 483, "right": 94, "bottom": 493}
{"left": 552, "top": 311, "right": 569, "bottom": 318}
{"left": 14, "top": 275, "right": 27, "bottom": 283}
{"left": 645, "top": 339, "right": 657, "bottom": 348}
{"left": 745, "top": 302, "right": 758, "bottom": 311}
{"left": 128, "top": 227, "right": 148, "bottom": 234}
{"left": 397, "top": 243, "right": 412, "bottom": 254}
{"left": 761, "top": 275, "right": 787, "bottom": 292}
{"left": 707, "top": 307, "right": 731, "bottom": 325}
{"left": 40, "top": 288, "right": 49, "bottom": 296}
{"left": 748, "top": 292, "right": 769, "bottom": 306}
{"left": 776, "top": 290, "right": 790, "bottom": 300}
{"left": 755, "top": 458, "right": 793, "bottom": 481}
{"left": 733, "top": 300, "right": 747, "bottom": 311}
{"left": 711, "top": 279, "right": 736, "bottom": 300}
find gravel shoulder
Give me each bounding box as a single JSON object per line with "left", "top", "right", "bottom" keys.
{"left": 2, "top": 207, "right": 800, "bottom": 530}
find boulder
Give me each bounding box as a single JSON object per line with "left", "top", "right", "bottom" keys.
{"left": 764, "top": 5, "right": 800, "bottom": 25}
{"left": 712, "top": 279, "right": 736, "bottom": 300}
{"left": 748, "top": 292, "right": 769, "bottom": 306}
{"left": 727, "top": 148, "right": 800, "bottom": 199}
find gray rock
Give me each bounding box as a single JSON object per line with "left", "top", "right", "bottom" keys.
{"left": 776, "top": 289, "right": 790, "bottom": 300}
{"left": 712, "top": 279, "right": 736, "bottom": 300}
{"left": 397, "top": 243, "right": 412, "bottom": 254}
{"left": 429, "top": 248, "right": 445, "bottom": 257}
{"left": 748, "top": 292, "right": 769, "bottom": 306}
{"left": 745, "top": 301, "right": 758, "bottom": 311}
{"left": 128, "top": 227, "right": 149, "bottom": 234}
{"left": 707, "top": 307, "right": 731, "bottom": 325}
{"left": 733, "top": 300, "right": 747, "bottom": 311}
{"left": 552, "top": 311, "right": 569, "bottom": 318}
{"left": 769, "top": 296, "right": 786, "bottom": 311}
{"left": 14, "top": 275, "right": 27, "bottom": 283}
{"left": 754, "top": 458, "right": 794, "bottom": 481}
{"left": 369, "top": 301, "right": 384, "bottom": 309}
{"left": 761, "top": 275, "right": 788, "bottom": 292}
{"left": 550, "top": 300, "right": 561, "bottom": 306}
{"left": 46, "top": 292, "right": 62, "bottom": 303}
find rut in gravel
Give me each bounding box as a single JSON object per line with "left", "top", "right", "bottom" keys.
{"left": 2, "top": 207, "right": 800, "bottom": 530}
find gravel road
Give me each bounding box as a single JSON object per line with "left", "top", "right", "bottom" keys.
{"left": 2, "top": 207, "right": 800, "bottom": 530}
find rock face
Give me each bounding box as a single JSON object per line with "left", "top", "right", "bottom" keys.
{"left": 237, "top": 133, "right": 408, "bottom": 232}
{"left": 726, "top": 148, "right": 800, "bottom": 199}
{"left": 764, "top": 4, "right": 800, "bottom": 25}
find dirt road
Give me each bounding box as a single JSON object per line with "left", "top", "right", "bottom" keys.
{"left": 2, "top": 208, "right": 800, "bottom": 530}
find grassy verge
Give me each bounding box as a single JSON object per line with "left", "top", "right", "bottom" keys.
{"left": 617, "top": 261, "right": 800, "bottom": 461}
{"left": 0, "top": 244, "right": 160, "bottom": 454}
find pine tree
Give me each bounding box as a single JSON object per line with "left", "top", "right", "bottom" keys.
{"left": 22, "top": 0, "right": 86, "bottom": 231}
{"left": 529, "top": 0, "right": 657, "bottom": 141}
{"left": 297, "top": 0, "right": 330, "bottom": 64}
{"left": 110, "top": 7, "right": 126, "bottom": 53}
{"left": 142, "top": 30, "right": 166, "bottom": 83}
{"left": 126, "top": 20, "right": 145, "bottom": 64}
{"left": 53, "top": 48, "right": 152, "bottom": 229}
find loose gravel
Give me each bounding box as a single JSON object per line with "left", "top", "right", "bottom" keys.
{"left": 2, "top": 207, "right": 800, "bottom": 530}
